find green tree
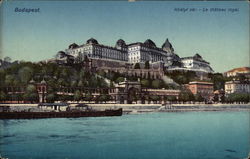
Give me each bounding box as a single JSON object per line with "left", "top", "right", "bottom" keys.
{"left": 23, "top": 84, "right": 38, "bottom": 103}
{"left": 116, "top": 77, "right": 124, "bottom": 83}
{"left": 211, "top": 73, "right": 225, "bottom": 90}
{"left": 84, "top": 93, "right": 92, "bottom": 103}
{"left": 195, "top": 94, "right": 204, "bottom": 103}
{"left": 18, "top": 66, "right": 34, "bottom": 84}
{"left": 5, "top": 74, "right": 15, "bottom": 85}
{"left": 149, "top": 95, "right": 161, "bottom": 103}
{"left": 47, "top": 93, "right": 56, "bottom": 103}
{"left": 165, "top": 96, "right": 177, "bottom": 103}
{"left": 152, "top": 79, "right": 163, "bottom": 89}
{"left": 0, "top": 91, "right": 6, "bottom": 101}
{"left": 145, "top": 61, "right": 150, "bottom": 69}
{"left": 141, "top": 79, "right": 150, "bottom": 88}
{"left": 4, "top": 57, "right": 11, "bottom": 63}
{"left": 98, "top": 94, "right": 111, "bottom": 103}
{"left": 74, "top": 90, "right": 82, "bottom": 102}
{"left": 178, "top": 90, "right": 194, "bottom": 103}
{"left": 134, "top": 63, "right": 140, "bottom": 69}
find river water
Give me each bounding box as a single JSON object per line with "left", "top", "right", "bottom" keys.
{"left": 0, "top": 111, "right": 249, "bottom": 159}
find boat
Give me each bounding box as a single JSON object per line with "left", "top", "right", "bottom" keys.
{"left": 0, "top": 108, "right": 123, "bottom": 119}
{"left": 0, "top": 154, "right": 8, "bottom": 159}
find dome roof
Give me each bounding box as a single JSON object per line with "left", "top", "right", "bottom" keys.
{"left": 115, "top": 39, "right": 126, "bottom": 48}
{"left": 194, "top": 53, "right": 202, "bottom": 59}
{"left": 56, "top": 51, "right": 66, "bottom": 58}
{"left": 162, "top": 39, "right": 173, "bottom": 50}
{"left": 86, "top": 38, "right": 99, "bottom": 45}
{"left": 116, "top": 39, "right": 126, "bottom": 45}
{"left": 41, "top": 79, "right": 46, "bottom": 84}
{"left": 29, "top": 78, "right": 35, "bottom": 84}
{"left": 144, "top": 39, "right": 156, "bottom": 48}
{"left": 68, "top": 43, "right": 79, "bottom": 49}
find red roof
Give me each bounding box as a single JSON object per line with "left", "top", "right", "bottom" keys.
{"left": 226, "top": 67, "right": 250, "bottom": 73}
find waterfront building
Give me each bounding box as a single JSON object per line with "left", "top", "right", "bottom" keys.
{"left": 186, "top": 81, "right": 214, "bottom": 100}
{"left": 224, "top": 67, "right": 250, "bottom": 77}
{"left": 0, "top": 80, "right": 48, "bottom": 103}
{"left": 180, "top": 54, "right": 214, "bottom": 73}
{"left": 224, "top": 80, "right": 250, "bottom": 94}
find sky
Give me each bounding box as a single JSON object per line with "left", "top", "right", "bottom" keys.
{"left": 0, "top": 1, "right": 249, "bottom": 73}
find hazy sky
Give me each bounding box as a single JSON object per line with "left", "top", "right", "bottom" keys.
{"left": 1, "top": 1, "right": 249, "bottom": 72}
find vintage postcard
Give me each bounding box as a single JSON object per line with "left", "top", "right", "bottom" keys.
{"left": 0, "top": 0, "right": 249, "bottom": 159}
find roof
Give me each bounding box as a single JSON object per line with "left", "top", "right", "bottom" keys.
{"left": 144, "top": 39, "right": 156, "bottom": 48}
{"left": 86, "top": 38, "right": 99, "bottom": 45}
{"left": 181, "top": 54, "right": 209, "bottom": 64}
{"left": 116, "top": 39, "right": 126, "bottom": 47}
{"left": 226, "top": 67, "right": 250, "bottom": 73}
{"left": 225, "top": 80, "right": 250, "bottom": 84}
{"left": 189, "top": 81, "right": 213, "bottom": 85}
{"left": 162, "top": 38, "right": 173, "bottom": 50}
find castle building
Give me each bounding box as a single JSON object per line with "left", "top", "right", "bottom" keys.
{"left": 64, "top": 38, "right": 180, "bottom": 66}
{"left": 181, "top": 54, "right": 214, "bottom": 73}
{"left": 65, "top": 38, "right": 128, "bottom": 62}
{"left": 57, "top": 38, "right": 213, "bottom": 74}
{"left": 127, "top": 39, "right": 180, "bottom": 67}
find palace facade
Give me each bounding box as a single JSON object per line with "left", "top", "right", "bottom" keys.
{"left": 181, "top": 54, "right": 214, "bottom": 73}
{"left": 56, "top": 38, "right": 214, "bottom": 74}
{"left": 63, "top": 38, "right": 181, "bottom": 67}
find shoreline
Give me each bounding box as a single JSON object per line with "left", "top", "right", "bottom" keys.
{"left": 1, "top": 103, "right": 249, "bottom": 115}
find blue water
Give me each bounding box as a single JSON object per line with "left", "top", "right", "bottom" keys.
{"left": 0, "top": 111, "right": 249, "bottom": 159}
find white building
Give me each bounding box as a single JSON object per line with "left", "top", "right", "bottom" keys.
{"left": 60, "top": 38, "right": 214, "bottom": 73}
{"left": 225, "top": 80, "right": 250, "bottom": 94}
{"left": 64, "top": 38, "right": 180, "bottom": 66}
{"left": 65, "top": 38, "right": 128, "bottom": 62}
{"left": 181, "top": 54, "right": 214, "bottom": 73}
{"left": 127, "top": 39, "right": 180, "bottom": 67}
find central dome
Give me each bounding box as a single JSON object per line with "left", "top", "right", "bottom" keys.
{"left": 116, "top": 39, "right": 126, "bottom": 47}
{"left": 86, "top": 38, "right": 99, "bottom": 45}
{"left": 144, "top": 39, "right": 156, "bottom": 48}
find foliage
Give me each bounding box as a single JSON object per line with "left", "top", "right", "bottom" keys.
{"left": 140, "top": 79, "right": 150, "bottom": 88}
{"left": 178, "top": 89, "right": 194, "bottom": 102}
{"left": 195, "top": 94, "right": 204, "bottom": 102}
{"left": 166, "top": 71, "right": 197, "bottom": 84}
{"left": 145, "top": 61, "right": 150, "bottom": 69}
{"left": 226, "top": 93, "right": 250, "bottom": 104}
{"left": 134, "top": 63, "right": 140, "bottom": 69}
{"left": 23, "top": 84, "right": 39, "bottom": 102}
{"left": 164, "top": 96, "right": 177, "bottom": 102}
{"left": 152, "top": 79, "right": 163, "bottom": 89}
{"left": 149, "top": 95, "right": 160, "bottom": 101}
{"left": 74, "top": 90, "right": 82, "bottom": 102}
{"left": 116, "top": 77, "right": 124, "bottom": 83}
{"left": 0, "top": 91, "right": 6, "bottom": 101}
{"left": 97, "top": 94, "right": 111, "bottom": 103}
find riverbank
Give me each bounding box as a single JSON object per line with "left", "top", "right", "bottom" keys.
{"left": 83, "top": 103, "right": 250, "bottom": 114}
{"left": 1, "top": 103, "right": 249, "bottom": 114}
